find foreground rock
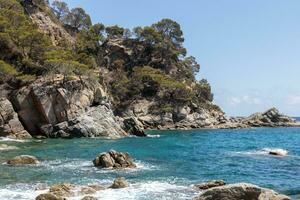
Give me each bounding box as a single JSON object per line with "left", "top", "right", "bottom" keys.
{"left": 7, "top": 155, "right": 39, "bottom": 165}
{"left": 49, "top": 183, "right": 75, "bottom": 197}
{"left": 81, "top": 196, "right": 97, "bottom": 200}
{"left": 193, "top": 183, "right": 291, "bottom": 200}
{"left": 194, "top": 180, "right": 226, "bottom": 190}
{"left": 0, "top": 98, "right": 31, "bottom": 139}
{"left": 109, "top": 177, "right": 129, "bottom": 189}
{"left": 35, "top": 193, "right": 65, "bottom": 200}
{"left": 93, "top": 150, "right": 136, "bottom": 169}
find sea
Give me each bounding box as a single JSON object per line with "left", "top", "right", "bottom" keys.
{"left": 0, "top": 127, "right": 299, "bottom": 200}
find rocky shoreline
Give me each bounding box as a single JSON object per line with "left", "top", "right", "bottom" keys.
{"left": 0, "top": 75, "right": 299, "bottom": 140}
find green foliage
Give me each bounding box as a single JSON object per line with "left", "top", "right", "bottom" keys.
{"left": 51, "top": 0, "right": 69, "bottom": 21}
{"left": 65, "top": 7, "right": 92, "bottom": 30}
{"left": 0, "top": 60, "right": 18, "bottom": 76}
{"left": 105, "top": 25, "right": 125, "bottom": 39}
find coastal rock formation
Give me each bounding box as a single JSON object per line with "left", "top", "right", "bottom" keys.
{"left": 109, "top": 177, "right": 129, "bottom": 189}
{"left": 81, "top": 196, "right": 97, "bottom": 200}
{"left": 93, "top": 150, "right": 136, "bottom": 169}
{"left": 238, "top": 108, "right": 296, "bottom": 127}
{"left": 0, "top": 98, "right": 31, "bottom": 139}
{"left": 7, "top": 155, "right": 39, "bottom": 165}
{"left": 10, "top": 75, "right": 127, "bottom": 139}
{"left": 122, "top": 117, "right": 147, "bottom": 137}
{"left": 193, "top": 183, "right": 291, "bottom": 200}
{"left": 49, "top": 183, "right": 75, "bottom": 197}
{"left": 194, "top": 180, "right": 226, "bottom": 190}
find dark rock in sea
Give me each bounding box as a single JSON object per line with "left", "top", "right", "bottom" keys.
{"left": 194, "top": 180, "right": 226, "bottom": 190}
{"left": 93, "top": 150, "right": 136, "bottom": 169}
{"left": 193, "top": 183, "right": 291, "bottom": 200}
{"left": 123, "top": 117, "right": 147, "bottom": 137}
{"left": 35, "top": 193, "right": 65, "bottom": 200}
{"left": 109, "top": 177, "right": 129, "bottom": 189}
{"left": 7, "top": 155, "right": 39, "bottom": 165}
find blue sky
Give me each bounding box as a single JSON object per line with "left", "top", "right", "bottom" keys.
{"left": 57, "top": 0, "right": 300, "bottom": 116}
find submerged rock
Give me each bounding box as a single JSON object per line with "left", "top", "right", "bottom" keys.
{"left": 193, "top": 183, "right": 291, "bottom": 200}
{"left": 268, "top": 149, "right": 288, "bottom": 156}
{"left": 93, "top": 150, "right": 136, "bottom": 169}
{"left": 7, "top": 155, "right": 39, "bottom": 165}
{"left": 194, "top": 180, "right": 226, "bottom": 190}
{"left": 109, "top": 177, "right": 129, "bottom": 189}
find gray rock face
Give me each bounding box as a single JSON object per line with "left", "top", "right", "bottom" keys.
{"left": 0, "top": 98, "right": 31, "bottom": 139}
{"left": 10, "top": 75, "right": 128, "bottom": 139}
{"left": 7, "top": 155, "right": 39, "bottom": 165}
{"left": 193, "top": 183, "right": 291, "bottom": 200}
{"left": 93, "top": 150, "right": 136, "bottom": 169}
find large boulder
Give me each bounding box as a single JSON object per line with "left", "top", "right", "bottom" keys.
{"left": 193, "top": 183, "right": 291, "bottom": 200}
{"left": 7, "top": 155, "right": 39, "bottom": 165}
{"left": 93, "top": 150, "right": 136, "bottom": 169}
{"left": 109, "top": 177, "right": 129, "bottom": 189}
{"left": 49, "top": 183, "right": 75, "bottom": 197}
{"left": 0, "top": 98, "right": 31, "bottom": 139}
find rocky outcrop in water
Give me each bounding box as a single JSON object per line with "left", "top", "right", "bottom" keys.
{"left": 0, "top": 98, "right": 31, "bottom": 139}
{"left": 109, "top": 177, "right": 129, "bottom": 189}
{"left": 122, "top": 117, "right": 147, "bottom": 137}
{"left": 7, "top": 155, "right": 39, "bottom": 165}
{"left": 93, "top": 150, "right": 136, "bottom": 169}
{"left": 193, "top": 183, "right": 291, "bottom": 200}
{"left": 194, "top": 180, "right": 226, "bottom": 190}
{"left": 35, "top": 193, "right": 65, "bottom": 200}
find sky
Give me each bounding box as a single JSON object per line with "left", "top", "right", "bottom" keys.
{"left": 56, "top": 0, "right": 300, "bottom": 116}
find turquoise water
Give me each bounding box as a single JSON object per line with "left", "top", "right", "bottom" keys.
{"left": 0, "top": 128, "right": 300, "bottom": 199}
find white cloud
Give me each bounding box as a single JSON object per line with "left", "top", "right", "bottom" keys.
{"left": 285, "top": 95, "right": 300, "bottom": 105}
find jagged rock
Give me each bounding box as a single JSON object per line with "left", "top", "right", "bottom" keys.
{"left": 123, "top": 117, "right": 146, "bottom": 137}
{"left": 194, "top": 180, "right": 226, "bottom": 190}
{"left": 49, "top": 183, "right": 75, "bottom": 197}
{"left": 35, "top": 193, "right": 65, "bottom": 200}
{"left": 7, "top": 155, "right": 39, "bottom": 165}
{"left": 11, "top": 75, "right": 127, "bottom": 139}
{"left": 81, "top": 196, "right": 98, "bottom": 200}
{"left": 109, "top": 177, "right": 129, "bottom": 189}
{"left": 0, "top": 98, "right": 31, "bottom": 139}
{"left": 93, "top": 150, "right": 136, "bottom": 169}
{"left": 87, "top": 184, "right": 105, "bottom": 191}
{"left": 193, "top": 183, "right": 291, "bottom": 200}
{"left": 242, "top": 108, "right": 296, "bottom": 127}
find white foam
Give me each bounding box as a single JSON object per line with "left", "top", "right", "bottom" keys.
{"left": 0, "top": 181, "right": 197, "bottom": 200}
{"left": 0, "top": 144, "right": 18, "bottom": 151}
{"left": 231, "top": 148, "right": 289, "bottom": 157}
{"left": 147, "top": 134, "right": 161, "bottom": 138}
{"left": 0, "top": 137, "right": 29, "bottom": 143}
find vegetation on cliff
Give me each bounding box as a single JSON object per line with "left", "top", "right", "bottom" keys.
{"left": 0, "top": 0, "right": 219, "bottom": 114}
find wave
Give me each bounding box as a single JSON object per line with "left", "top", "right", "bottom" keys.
{"left": 147, "top": 134, "right": 161, "bottom": 138}
{"left": 0, "top": 144, "right": 18, "bottom": 151}
{"left": 0, "top": 137, "right": 29, "bottom": 143}
{"left": 231, "top": 148, "right": 290, "bottom": 157}
{"left": 0, "top": 180, "right": 197, "bottom": 200}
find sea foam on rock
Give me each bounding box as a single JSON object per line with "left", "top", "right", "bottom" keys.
{"left": 93, "top": 150, "right": 136, "bottom": 169}
{"left": 193, "top": 183, "right": 291, "bottom": 200}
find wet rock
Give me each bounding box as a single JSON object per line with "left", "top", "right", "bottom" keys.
{"left": 7, "top": 155, "right": 39, "bottom": 165}
{"left": 109, "top": 177, "right": 129, "bottom": 189}
{"left": 123, "top": 117, "right": 146, "bottom": 137}
{"left": 49, "top": 183, "right": 75, "bottom": 197}
{"left": 268, "top": 150, "right": 288, "bottom": 156}
{"left": 194, "top": 180, "right": 226, "bottom": 190}
{"left": 87, "top": 184, "right": 105, "bottom": 191}
{"left": 93, "top": 150, "right": 136, "bottom": 169}
{"left": 193, "top": 183, "right": 291, "bottom": 200}
{"left": 81, "top": 196, "right": 98, "bottom": 200}
{"left": 35, "top": 193, "right": 65, "bottom": 200}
